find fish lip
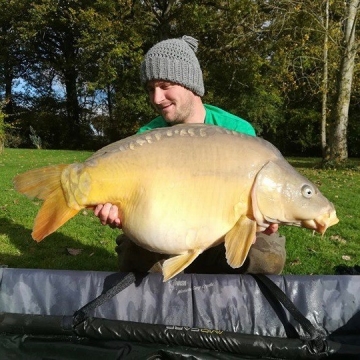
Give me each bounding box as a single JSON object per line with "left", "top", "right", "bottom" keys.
{"left": 263, "top": 211, "right": 339, "bottom": 234}
{"left": 301, "top": 211, "right": 339, "bottom": 234}
{"left": 301, "top": 219, "right": 325, "bottom": 233}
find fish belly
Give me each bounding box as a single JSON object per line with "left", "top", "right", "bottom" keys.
{"left": 122, "top": 177, "right": 245, "bottom": 254}
{"left": 78, "top": 125, "right": 275, "bottom": 254}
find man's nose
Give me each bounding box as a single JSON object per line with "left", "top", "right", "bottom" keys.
{"left": 152, "top": 87, "right": 165, "bottom": 104}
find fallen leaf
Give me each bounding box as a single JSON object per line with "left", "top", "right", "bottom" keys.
{"left": 342, "top": 255, "right": 351, "bottom": 261}
{"left": 290, "top": 258, "right": 301, "bottom": 266}
{"left": 330, "top": 235, "right": 347, "bottom": 244}
{"left": 66, "top": 248, "right": 83, "bottom": 256}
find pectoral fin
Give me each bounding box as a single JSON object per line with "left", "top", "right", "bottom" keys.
{"left": 162, "top": 250, "right": 202, "bottom": 281}
{"left": 225, "top": 215, "right": 257, "bottom": 268}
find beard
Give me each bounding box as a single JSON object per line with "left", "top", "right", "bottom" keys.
{"left": 161, "top": 100, "right": 195, "bottom": 125}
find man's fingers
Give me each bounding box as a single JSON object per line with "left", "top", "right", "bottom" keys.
{"left": 108, "top": 204, "right": 119, "bottom": 222}
{"left": 94, "top": 203, "right": 122, "bottom": 228}
{"left": 96, "top": 203, "right": 112, "bottom": 225}
{"left": 262, "top": 223, "right": 279, "bottom": 235}
{"left": 93, "top": 204, "right": 104, "bottom": 217}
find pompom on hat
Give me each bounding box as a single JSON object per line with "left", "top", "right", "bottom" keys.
{"left": 140, "top": 35, "right": 205, "bottom": 96}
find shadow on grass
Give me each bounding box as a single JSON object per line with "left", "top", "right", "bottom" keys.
{"left": 0, "top": 217, "right": 118, "bottom": 272}
{"left": 287, "top": 158, "right": 322, "bottom": 169}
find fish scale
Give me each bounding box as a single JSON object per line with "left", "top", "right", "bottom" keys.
{"left": 14, "top": 124, "right": 338, "bottom": 281}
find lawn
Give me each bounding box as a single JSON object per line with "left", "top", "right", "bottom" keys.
{"left": 0, "top": 148, "right": 359, "bottom": 275}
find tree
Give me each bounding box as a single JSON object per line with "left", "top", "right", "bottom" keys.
{"left": 329, "top": 0, "right": 360, "bottom": 161}
{"left": 76, "top": 0, "right": 155, "bottom": 142}
{"left": 23, "top": 0, "right": 92, "bottom": 147}
{"left": 0, "top": 104, "right": 6, "bottom": 152}
{"left": 321, "top": 0, "right": 330, "bottom": 159}
{"left": 0, "top": 0, "right": 32, "bottom": 120}
{"left": 1, "top": 0, "right": 359, "bottom": 153}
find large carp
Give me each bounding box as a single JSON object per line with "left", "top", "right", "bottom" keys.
{"left": 14, "top": 124, "right": 338, "bottom": 281}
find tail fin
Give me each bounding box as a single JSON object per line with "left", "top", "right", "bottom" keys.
{"left": 32, "top": 187, "right": 79, "bottom": 241}
{"left": 14, "top": 165, "right": 67, "bottom": 200}
{"left": 14, "top": 165, "right": 80, "bottom": 242}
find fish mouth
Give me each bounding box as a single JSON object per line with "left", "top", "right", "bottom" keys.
{"left": 301, "top": 210, "right": 339, "bottom": 234}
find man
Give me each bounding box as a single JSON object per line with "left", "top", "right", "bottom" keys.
{"left": 95, "top": 35, "right": 286, "bottom": 275}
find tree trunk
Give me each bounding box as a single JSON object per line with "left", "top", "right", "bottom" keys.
{"left": 321, "top": 0, "right": 330, "bottom": 160}
{"left": 329, "top": 0, "right": 359, "bottom": 161}
{"left": 64, "top": 69, "right": 81, "bottom": 145}
{"left": 4, "top": 67, "right": 14, "bottom": 118}
{"left": 63, "top": 30, "right": 81, "bottom": 148}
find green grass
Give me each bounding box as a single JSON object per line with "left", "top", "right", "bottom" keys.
{"left": 0, "top": 148, "right": 118, "bottom": 272}
{"left": 0, "top": 148, "right": 359, "bottom": 275}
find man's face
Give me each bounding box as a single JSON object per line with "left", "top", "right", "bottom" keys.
{"left": 147, "top": 80, "right": 197, "bottom": 124}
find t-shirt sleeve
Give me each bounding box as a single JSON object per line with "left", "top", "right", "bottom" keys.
{"left": 137, "top": 117, "right": 168, "bottom": 134}
{"left": 234, "top": 120, "right": 256, "bottom": 136}
{"left": 204, "top": 104, "right": 256, "bottom": 136}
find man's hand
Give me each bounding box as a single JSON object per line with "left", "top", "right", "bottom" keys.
{"left": 262, "top": 223, "right": 278, "bottom": 235}
{"left": 94, "top": 203, "right": 122, "bottom": 228}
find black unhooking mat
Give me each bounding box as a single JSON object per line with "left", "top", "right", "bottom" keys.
{"left": 0, "top": 267, "right": 359, "bottom": 359}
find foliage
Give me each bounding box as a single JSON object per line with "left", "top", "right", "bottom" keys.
{"left": 275, "top": 107, "right": 321, "bottom": 155}
{"left": 0, "top": 0, "right": 359, "bottom": 155}
{"left": 1, "top": 148, "right": 359, "bottom": 274}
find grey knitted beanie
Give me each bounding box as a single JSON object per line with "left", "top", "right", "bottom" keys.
{"left": 140, "top": 35, "right": 205, "bottom": 96}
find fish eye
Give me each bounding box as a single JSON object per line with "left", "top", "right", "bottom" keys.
{"left": 301, "top": 184, "right": 314, "bottom": 198}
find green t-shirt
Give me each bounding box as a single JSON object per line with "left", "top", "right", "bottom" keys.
{"left": 137, "top": 104, "right": 256, "bottom": 136}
